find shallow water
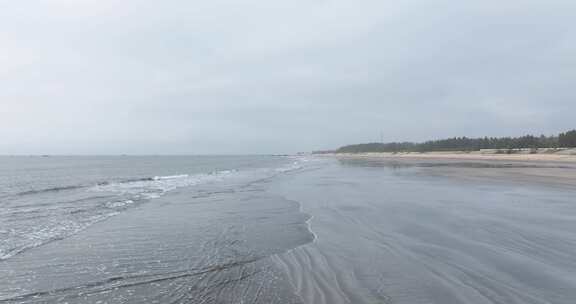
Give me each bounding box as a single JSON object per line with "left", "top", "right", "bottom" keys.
{"left": 2, "top": 156, "right": 576, "bottom": 303}
{"left": 0, "top": 155, "right": 295, "bottom": 261}
{"left": 0, "top": 155, "right": 311, "bottom": 303}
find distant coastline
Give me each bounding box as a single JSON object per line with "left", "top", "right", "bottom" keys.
{"left": 327, "top": 149, "right": 576, "bottom": 163}
{"left": 316, "top": 130, "right": 576, "bottom": 161}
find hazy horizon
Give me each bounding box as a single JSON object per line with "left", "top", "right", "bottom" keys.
{"left": 2, "top": 0, "right": 575, "bottom": 154}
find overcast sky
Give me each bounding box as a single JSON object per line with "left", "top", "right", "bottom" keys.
{"left": 1, "top": 0, "right": 575, "bottom": 154}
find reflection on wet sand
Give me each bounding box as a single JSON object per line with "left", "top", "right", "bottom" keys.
{"left": 272, "top": 157, "right": 576, "bottom": 304}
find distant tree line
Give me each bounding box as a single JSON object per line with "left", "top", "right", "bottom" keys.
{"left": 559, "top": 130, "right": 576, "bottom": 148}
{"left": 335, "top": 130, "right": 576, "bottom": 153}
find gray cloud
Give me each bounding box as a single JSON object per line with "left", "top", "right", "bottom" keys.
{"left": 1, "top": 0, "right": 575, "bottom": 154}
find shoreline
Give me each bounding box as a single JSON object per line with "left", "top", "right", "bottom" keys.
{"left": 325, "top": 150, "right": 576, "bottom": 163}
{"left": 326, "top": 151, "right": 576, "bottom": 190}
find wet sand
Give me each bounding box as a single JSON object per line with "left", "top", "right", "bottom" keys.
{"left": 333, "top": 155, "right": 576, "bottom": 188}
{"left": 271, "top": 157, "right": 576, "bottom": 304}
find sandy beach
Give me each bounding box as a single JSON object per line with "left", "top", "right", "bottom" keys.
{"left": 328, "top": 152, "right": 576, "bottom": 188}
{"left": 331, "top": 149, "right": 576, "bottom": 163}
{"left": 269, "top": 156, "right": 576, "bottom": 304}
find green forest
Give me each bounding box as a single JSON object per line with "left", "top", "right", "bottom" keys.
{"left": 335, "top": 130, "right": 576, "bottom": 154}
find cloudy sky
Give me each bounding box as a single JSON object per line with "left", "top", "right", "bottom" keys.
{"left": 1, "top": 0, "right": 575, "bottom": 154}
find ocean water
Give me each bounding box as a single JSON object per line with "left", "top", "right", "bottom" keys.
{"left": 2, "top": 156, "right": 576, "bottom": 304}
{"left": 0, "top": 155, "right": 303, "bottom": 262}
{"left": 0, "top": 155, "right": 315, "bottom": 303}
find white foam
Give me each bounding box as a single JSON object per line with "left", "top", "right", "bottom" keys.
{"left": 0, "top": 212, "right": 120, "bottom": 261}
{"left": 91, "top": 171, "right": 237, "bottom": 201}
{"left": 105, "top": 199, "right": 134, "bottom": 208}
{"left": 153, "top": 174, "right": 189, "bottom": 181}
{"left": 275, "top": 159, "right": 306, "bottom": 173}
